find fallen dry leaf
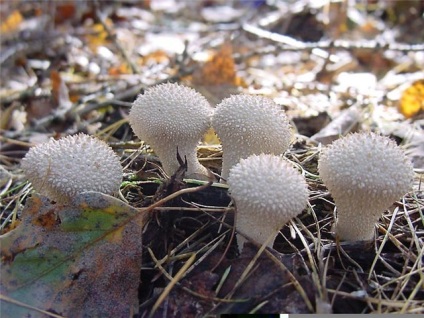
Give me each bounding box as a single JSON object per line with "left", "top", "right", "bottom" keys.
{"left": 1, "top": 192, "right": 145, "bottom": 317}
{"left": 0, "top": 10, "right": 23, "bottom": 34}
{"left": 192, "top": 43, "right": 246, "bottom": 105}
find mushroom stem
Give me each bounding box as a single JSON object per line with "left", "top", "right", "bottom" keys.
{"left": 154, "top": 144, "right": 208, "bottom": 178}
{"left": 334, "top": 203, "right": 382, "bottom": 241}
{"left": 235, "top": 204, "right": 281, "bottom": 248}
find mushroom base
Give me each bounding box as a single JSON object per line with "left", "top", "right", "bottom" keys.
{"left": 236, "top": 216, "right": 280, "bottom": 251}
{"left": 153, "top": 144, "right": 209, "bottom": 179}
{"left": 335, "top": 213, "right": 377, "bottom": 242}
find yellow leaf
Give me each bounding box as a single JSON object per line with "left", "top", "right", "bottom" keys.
{"left": 202, "top": 127, "right": 221, "bottom": 145}
{"left": 399, "top": 80, "right": 424, "bottom": 118}
{"left": 1, "top": 10, "right": 23, "bottom": 34}
{"left": 86, "top": 20, "right": 112, "bottom": 51}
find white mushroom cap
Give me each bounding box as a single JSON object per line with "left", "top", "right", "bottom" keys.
{"left": 228, "top": 154, "right": 309, "bottom": 249}
{"left": 318, "top": 132, "right": 414, "bottom": 241}
{"left": 212, "top": 94, "right": 292, "bottom": 182}
{"left": 129, "top": 83, "right": 213, "bottom": 178}
{"left": 21, "top": 134, "right": 123, "bottom": 204}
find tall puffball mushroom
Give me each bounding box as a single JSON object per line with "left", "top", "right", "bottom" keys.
{"left": 318, "top": 132, "right": 414, "bottom": 241}
{"left": 228, "top": 154, "right": 309, "bottom": 250}
{"left": 129, "top": 83, "right": 213, "bottom": 178}
{"left": 212, "top": 94, "right": 292, "bottom": 182}
{"left": 21, "top": 133, "right": 123, "bottom": 204}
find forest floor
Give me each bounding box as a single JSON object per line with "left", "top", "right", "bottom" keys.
{"left": 1, "top": 1, "right": 423, "bottom": 317}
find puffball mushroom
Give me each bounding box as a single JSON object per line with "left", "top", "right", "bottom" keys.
{"left": 318, "top": 132, "right": 414, "bottom": 241}
{"left": 21, "top": 133, "right": 123, "bottom": 204}
{"left": 213, "top": 94, "right": 292, "bottom": 182}
{"left": 129, "top": 83, "right": 213, "bottom": 178}
{"left": 228, "top": 154, "right": 309, "bottom": 249}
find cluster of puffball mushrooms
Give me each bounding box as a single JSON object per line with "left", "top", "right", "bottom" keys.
{"left": 22, "top": 83, "right": 415, "bottom": 250}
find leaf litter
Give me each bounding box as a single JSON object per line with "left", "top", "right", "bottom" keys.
{"left": 1, "top": 0, "right": 423, "bottom": 316}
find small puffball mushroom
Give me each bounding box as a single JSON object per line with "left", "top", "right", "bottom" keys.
{"left": 228, "top": 154, "right": 309, "bottom": 249}
{"left": 21, "top": 133, "right": 123, "bottom": 204}
{"left": 318, "top": 132, "right": 414, "bottom": 241}
{"left": 129, "top": 83, "right": 213, "bottom": 178}
{"left": 213, "top": 94, "right": 292, "bottom": 182}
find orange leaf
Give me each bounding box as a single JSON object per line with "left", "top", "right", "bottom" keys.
{"left": 399, "top": 79, "right": 424, "bottom": 118}
{"left": 194, "top": 43, "right": 245, "bottom": 87}
{"left": 108, "top": 63, "right": 131, "bottom": 75}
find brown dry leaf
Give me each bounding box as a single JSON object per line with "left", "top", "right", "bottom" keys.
{"left": 0, "top": 10, "right": 23, "bottom": 34}
{"left": 193, "top": 43, "right": 242, "bottom": 87}
{"left": 398, "top": 79, "right": 424, "bottom": 118}
{"left": 1, "top": 192, "right": 145, "bottom": 317}
{"left": 54, "top": 2, "right": 77, "bottom": 24}
{"left": 50, "top": 70, "right": 72, "bottom": 114}
{"left": 196, "top": 44, "right": 235, "bottom": 86}
{"left": 192, "top": 43, "right": 246, "bottom": 105}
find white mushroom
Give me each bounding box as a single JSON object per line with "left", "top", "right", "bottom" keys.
{"left": 129, "top": 83, "right": 213, "bottom": 179}
{"left": 228, "top": 154, "right": 309, "bottom": 250}
{"left": 21, "top": 133, "right": 123, "bottom": 204}
{"left": 212, "top": 94, "right": 292, "bottom": 182}
{"left": 318, "top": 132, "right": 414, "bottom": 241}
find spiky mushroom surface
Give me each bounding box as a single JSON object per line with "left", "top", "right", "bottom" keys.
{"left": 129, "top": 83, "right": 213, "bottom": 179}
{"left": 228, "top": 154, "right": 309, "bottom": 250}
{"left": 212, "top": 94, "right": 292, "bottom": 182}
{"left": 21, "top": 134, "right": 123, "bottom": 204}
{"left": 318, "top": 132, "right": 414, "bottom": 241}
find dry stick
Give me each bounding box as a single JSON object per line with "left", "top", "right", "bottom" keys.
{"left": 262, "top": 248, "right": 315, "bottom": 312}
{"left": 77, "top": 82, "right": 147, "bottom": 117}
{"left": 146, "top": 247, "right": 246, "bottom": 315}
{"left": 401, "top": 274, "right": 424, "bottom": 314}
{"left": 93, "top": 5, "right": 140, "bottom": 75}
{"left": 318, "top": 245, "right": 334, "bottom": 314}
{"left": 178, "top": 191, "right": 235, "bottom": 273}
{"left": 326, "top": 288, "right": 423, "bottom": 310}
{"left": 218, "top": 229, "right": 314, "bottom": 312}
{"left": 335, "top": 234, "right": 365, "bottom": 273}
{"left": 242, "top": 22, "right": 424, "bottom": 52}
{"left": 148, "top": 252, "right": 197, "bottom": 318}
{"left": 352, "top": 269, "right": 375, "bottom": 312}
{"left": 94, "top": 118, "right": 128, "bottom": 140}
{"left": 291, "top": 219, "right": 323, "bottom": 301}
{"left": 210, "top": 202, "right": 236, "bottom": 273}
{"left": 183, "top": 233, "right": 228, "bottom": 277}
{"left": 0, "top": 136, "right": 34, "bottom": 148}
{"left": 248, "top": 300, "right": 270, "bottom": 314}
{"left": 402, "top": 195, "right": 423, "bottom": 255}
{"left": 368, "top": 207, "right": 400, "bottom": 280}
{"left": 393, "top": 241, "right": 423, "bottom": 304}
{"left": 0, "top": 294, "right": 65, "bottom": 318}
{"left": 179, "top": 196, "right": 235, "bottom": 273}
